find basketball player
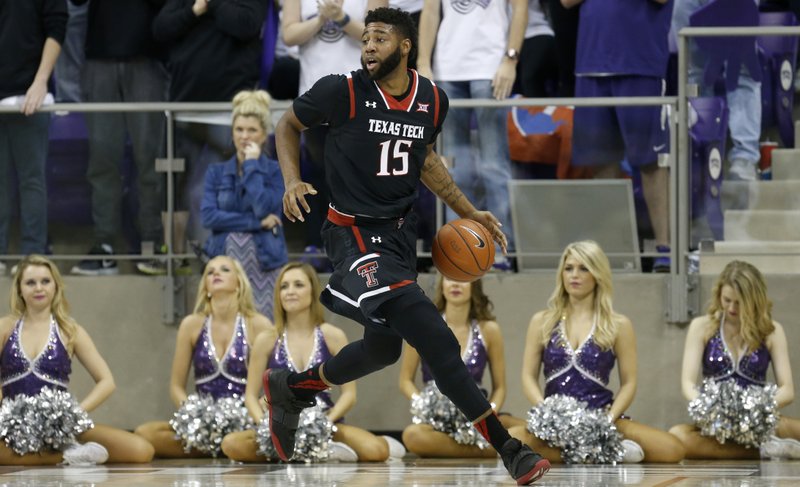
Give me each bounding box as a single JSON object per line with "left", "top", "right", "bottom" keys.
{"left": 270, "top": 7, "right": 549, "bottom": 484}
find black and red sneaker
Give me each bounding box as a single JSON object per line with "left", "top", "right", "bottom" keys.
{"left": 500, "top": 438, "right": 551, "bottom": 485}
{"left": 262, "top": 368, "right": 314, "bottom": 461}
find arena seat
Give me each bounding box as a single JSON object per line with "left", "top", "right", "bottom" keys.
{"left": 689, "top": 0, "right": 761, "bottom": 92}
{"left": 689, "top": 96, "right": 729, "bottom": 241}
{"left": 757, "top": 11, "right": 798, "bottom": 148}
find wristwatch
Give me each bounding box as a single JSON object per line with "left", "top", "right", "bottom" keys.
{"left": 505, "top": 48, "right": 520, "bottom": 61}
{"left": 334, "top": 13, "right": 351, "bottom": 28}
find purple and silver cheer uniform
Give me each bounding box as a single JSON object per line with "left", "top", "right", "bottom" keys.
{"left": 543, "top": 319, "right": 616, "bottom": 409}
{"left": 268, "top": 326, "right": 335, "bottom": 409}
{"left": 702, "top": 322, "right": 771, "bottom": 388}
{"left": 1, "top": 317, "right": 71, "bottom": 399}
{"left": 421, "top": 319, "right": 488, "bottom": 393}
{"left": 193, "top": 314, "right": 250, "bottom": 399}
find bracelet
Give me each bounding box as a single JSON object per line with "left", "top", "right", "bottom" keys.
{"left": 334, "top": 13, "right": 350, "bottom": 28}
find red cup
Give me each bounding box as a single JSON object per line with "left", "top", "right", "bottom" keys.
{"left": 759, "top": 141, "right": 778, "bottom": 180}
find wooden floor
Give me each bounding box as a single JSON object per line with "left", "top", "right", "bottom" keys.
{"left": 0, "top": 458, "right": 798, "bottom": 486}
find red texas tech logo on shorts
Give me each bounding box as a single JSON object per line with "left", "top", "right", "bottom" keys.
{"left": 357, "top": 261, "right": 379, "bottom": 288}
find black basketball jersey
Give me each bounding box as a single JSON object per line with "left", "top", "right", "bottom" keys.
{"left": 293, "top": 69, "right": 449, "bottom": 218}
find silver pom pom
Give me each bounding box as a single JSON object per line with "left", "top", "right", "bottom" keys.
{"left": 688, "top": 378, "right": 778, "bottom": 448}
{"left": 169, "top": 394, "right": 253, "bottom": 457}
{"left": 410, "top": 383, "right": 490, "bottom": 449}
{"left": 527, "top": 394, "right": 624, "bottom": 464}
{"left": 0, "top": 387, "right": 94, "bottom": 455}
{"left": 255, "top": 400, "right": 335, "bottom": 462}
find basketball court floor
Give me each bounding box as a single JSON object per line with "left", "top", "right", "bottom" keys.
{"left": 1, "top": 458, "right": 798, "bottom": 486}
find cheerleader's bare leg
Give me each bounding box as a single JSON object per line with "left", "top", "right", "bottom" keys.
{"left": 669, "top": 423, "right": 759, "bottom": 459}
{"left": 0, "top": 442, "right": 62, "bottom": 465}
{"left": 402, "top": 424, "right": 497, "bottom": 458}
{"left": 333, "top": 423, "right": 389, "bottom": 462}
{"left": 615, "top": 418, "right": 684, "bottom": 463}
{"left": 775, "top": 416, "right": 800, "bottom": 441}
{"left": 79, "top": 424, "right": 154, "bottom": 463}
{"left": 221, "top": 430, "right": 270, "bottom": 462}
{"left": 134, "top": 421, "right": 210, "bottom": 458}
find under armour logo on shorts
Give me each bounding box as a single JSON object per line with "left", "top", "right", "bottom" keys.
{"left": 357, "top": 261, "right": 379, "bottom": 288}
{"left": 365, "top": 101, "right": 377, "bottom": 108}
{"left": 371, "top": 236, "right": 382, "bottom": 243}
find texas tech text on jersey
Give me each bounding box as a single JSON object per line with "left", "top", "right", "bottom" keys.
{"left": 293, "top": 68, "right": 449, "bottom": 218}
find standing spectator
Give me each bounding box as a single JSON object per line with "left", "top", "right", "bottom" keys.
{"left": 53, "top": 1, "right": 87, "bottom": 103}
{"left": 672, "top": 0, "right": 761, "bottom": 181}
{"left": 517, "top": 0, "right": 557, "bottom": 98}
{"left": 417, "top": 0, "right": 527, "bottom": 271}
{"left": 266, "top": 1, "right": 300, "bottom": 101}
{"left": 389, "top": 0, "right": 422, "bottom": 25}
{"left": 565, "top": 0, "right": 673, "bottom": 271}
{"left": 146, "top": 0, "right": 269, "bottom": 275}
{"left": 69, "top": 0, "right": 168, "bottom": 276}
{"left": 545, "top": 0, "right": 579, "bottom": 96}
{"left": 282, "top": 0, "right": 387, "bottom": 268}
{"left": 201, "top": 90, "right": 288, "bottom": 319}
{"left": 0, "top": 0, "right": 67, "bottom": 274}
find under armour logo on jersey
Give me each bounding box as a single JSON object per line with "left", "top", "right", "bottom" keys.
{"left": 365, "top": 101, "right": 377, "bottom": 108}
{"left": 416, "top": 102, "right": 429, "bottom": 113}
{"left": 371, "top": 236, "right": 382, "bottom": 243}
{"left": 357, "top": 261, "right": 379, "bottom": 288}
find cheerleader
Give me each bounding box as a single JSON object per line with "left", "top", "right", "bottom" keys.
{"left": 669, "top": 260, "right": 800, "bottom": 459}
{"left": 222, "top": 262, "right": 405, "bottom": 462}
{"left": 0, "top": 255, "right": 154, "bottom": 465}
{"left": 134, "top": 256, "right": 274, "bottom": 457}
{"left": 398, "top": 276, "right": 512, "bottom": 458}
{"left": 509, "top": 241, "right": 684, "bottom": 464}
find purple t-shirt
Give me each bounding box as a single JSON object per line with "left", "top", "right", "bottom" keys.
{"left": 576, "top": 0, "right": 674, "bottom": 77}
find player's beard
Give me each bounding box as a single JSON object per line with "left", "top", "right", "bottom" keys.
{"left": 362, "top": 46, "right": 403, "bottom": 81}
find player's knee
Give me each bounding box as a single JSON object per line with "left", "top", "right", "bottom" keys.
{"left": 366, "top": 341, "right": 402, "bottom": 367}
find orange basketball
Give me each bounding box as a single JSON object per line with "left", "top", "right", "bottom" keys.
{"left": 431, "top": 219, "right": 495, "bottom": 282}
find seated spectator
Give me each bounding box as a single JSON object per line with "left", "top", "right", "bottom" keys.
{"left": 200, "top": 90, "right": 288, "bottom": 319}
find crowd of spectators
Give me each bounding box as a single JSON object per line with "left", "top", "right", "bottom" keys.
{"left": 1, "top": 0, "right": 798, "bottom": 276}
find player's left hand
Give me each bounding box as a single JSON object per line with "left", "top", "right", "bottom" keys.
{"left": 283, "top": 179, "right": 318, "bottom": 222}
{"left": 491, "top": 60, "right": 517, "bottom": 100}
{"left": 468, "top": 210, "right": 507, "bottom": 254}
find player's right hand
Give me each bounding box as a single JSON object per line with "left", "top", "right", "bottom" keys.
{"left": 283, "top": 180, "right": 318, "bottom": 222}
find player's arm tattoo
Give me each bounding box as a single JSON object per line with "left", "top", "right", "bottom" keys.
{"left": 421, "top": 149, "right": 472, "bottom": 216}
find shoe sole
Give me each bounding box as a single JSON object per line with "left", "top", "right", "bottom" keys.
{"left": 71, "top": 267, "right": 119, "bottom": 276}
{"left": 517, "top": 459, "right": 550, "bottom": 485}
{"left": 263, "top": 369, "right": 292, "bottom": 462}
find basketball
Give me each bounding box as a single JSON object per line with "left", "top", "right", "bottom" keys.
{"left": 431, "top": 219, "right": 495, "bottom": 282}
